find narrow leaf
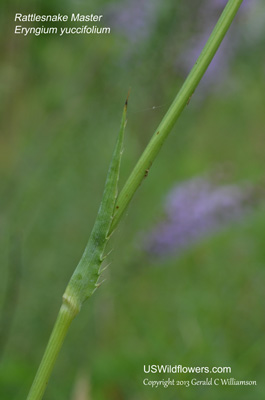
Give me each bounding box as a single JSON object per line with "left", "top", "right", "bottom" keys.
{"left": 65, "top": 100, "right": 127, "bottom": 306}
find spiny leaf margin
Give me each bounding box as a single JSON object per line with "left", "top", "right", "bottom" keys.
{"left": 64, "top": 100, "right": 127, "bottom": 308}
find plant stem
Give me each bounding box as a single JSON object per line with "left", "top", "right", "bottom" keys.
{"left": 26, "top": 1, "right": 243, "bottom": 398}
{"left": 26, "top": 296, "right": 79, "bottom": 400}
{"left": 110, "top": 0, "right": 244, "bottom": 234}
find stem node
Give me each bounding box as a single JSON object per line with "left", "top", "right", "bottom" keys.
{"left": 62, "top": 294, "right": 80, "bottom": 318}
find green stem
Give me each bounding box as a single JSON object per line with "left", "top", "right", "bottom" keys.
{"left": 26, "top": 295, "right": 79, "bottom": 400}
{"left": 110, "top": 0, "right": 243, "bottom": 234}
{"left": 26, "top": 1, "right": 243, "bottom": 398}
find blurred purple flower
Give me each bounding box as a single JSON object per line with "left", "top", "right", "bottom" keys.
{"left": 105, "top": 0, "right": 261, "bottom": 84}
{"left": 176, "top": 0, "right": 252, "bottom": 93}
{"left": 105, "top": 0, "right": 159, "bottom": 44}
{"left": 144, "top": 177, "right": 257, "bottom": 258}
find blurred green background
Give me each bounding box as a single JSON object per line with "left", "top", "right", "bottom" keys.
{"left": 0, "top": 0, "right": 265, "bottom": 399}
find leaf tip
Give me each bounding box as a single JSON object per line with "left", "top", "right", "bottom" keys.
{"left": 125, "top": 88, "right": 131, "bottom": 110}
